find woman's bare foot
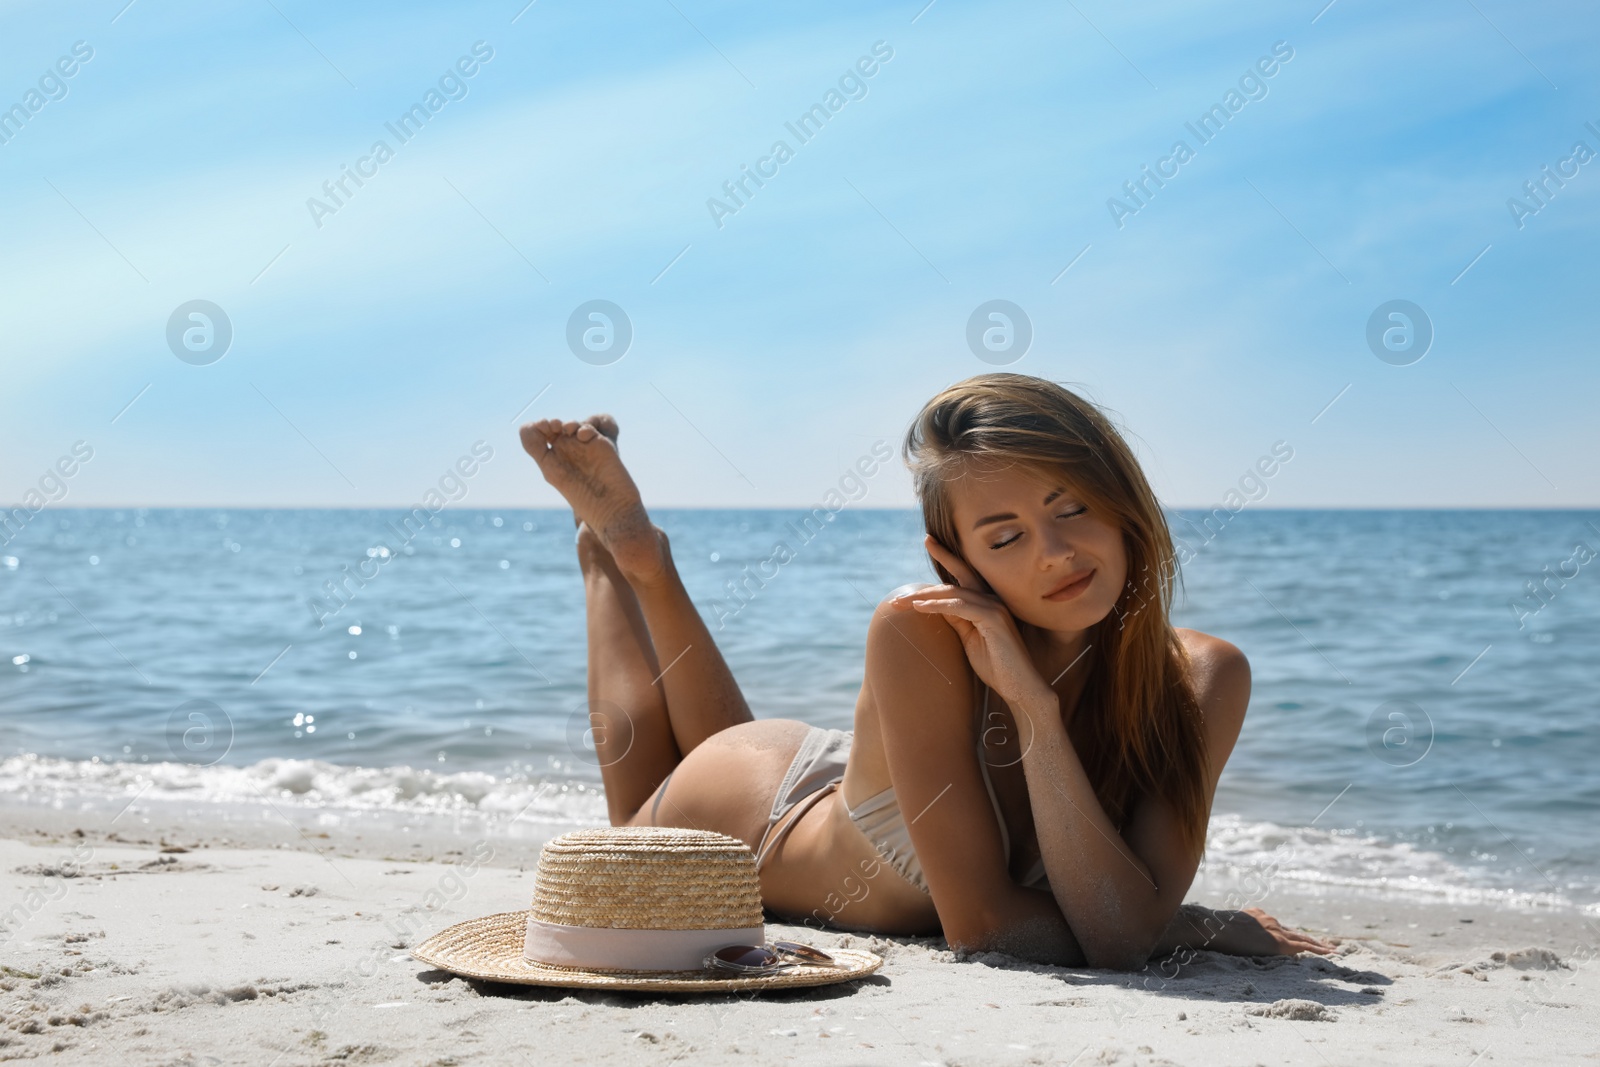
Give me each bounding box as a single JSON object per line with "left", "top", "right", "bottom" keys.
{"left": 553, "top": 416, "right": 619, "bottom": 531}
{"left": 520, "top": 416, "right": 667, "bottom": 585}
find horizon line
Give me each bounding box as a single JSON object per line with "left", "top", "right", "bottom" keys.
{"left": 17, "top": 503, "right": 1600, "bottom": 512}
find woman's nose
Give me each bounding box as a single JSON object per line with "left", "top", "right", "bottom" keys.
{"left": 1037, "top": 524, "right": 1075, "bottom": 566}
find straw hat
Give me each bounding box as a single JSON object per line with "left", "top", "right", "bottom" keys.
{"left": 412, "top": 826, "right": 882, "bottom": 993}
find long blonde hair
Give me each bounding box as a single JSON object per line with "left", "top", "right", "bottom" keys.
{"left": 903, "top": 373, "right": 1210, "bottom": 858}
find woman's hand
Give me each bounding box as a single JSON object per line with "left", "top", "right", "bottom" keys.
{"left": 886, "top": 537, "right": 1053, "bottom": 712}
{"left": 1211, "top": 906, "right": 1337, "bottom": 957}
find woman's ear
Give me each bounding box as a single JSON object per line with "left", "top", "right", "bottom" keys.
{"left": 925, "top": 534, "right": 993, "bottom": 594}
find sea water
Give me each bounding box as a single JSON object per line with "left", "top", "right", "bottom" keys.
{"left": 1, "top": 508, "right": 1596, "bottom": 913}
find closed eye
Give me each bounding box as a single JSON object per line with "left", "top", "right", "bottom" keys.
{"left": 988, "top": 507, "right": 1086, "bottom": 550}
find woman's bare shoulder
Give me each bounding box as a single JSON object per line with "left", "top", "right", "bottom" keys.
{"left": 1173, "top": 628, "right": 1250, "bottom": 724}
{"left": 1174, "top": 627, "right": 1246, "bottom": 671}
{"left": 865, "top": 590, "right": 978, "bottom": 710}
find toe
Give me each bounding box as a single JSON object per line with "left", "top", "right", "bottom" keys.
{"left": 575, "top": 423, "right": 598, "bottom": 442}
{"left": 518, "top": 422, "right": 548, "bottom": 458}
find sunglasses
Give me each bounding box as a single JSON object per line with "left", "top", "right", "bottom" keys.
{"left": 704, "top": 940, "right": 840, "bottom": 974}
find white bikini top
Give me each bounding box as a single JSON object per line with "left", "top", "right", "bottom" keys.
{"left": 845, "top": 684, "right": 1050, "bottom": 892}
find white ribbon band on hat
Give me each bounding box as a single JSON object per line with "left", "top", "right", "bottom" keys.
{"left": 523, "top": 917, "right": 766, "bottom": 972}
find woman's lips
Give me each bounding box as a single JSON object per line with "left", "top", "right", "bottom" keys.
{"left": 1043, "top": 569, "right": 1095, "bottom": 602}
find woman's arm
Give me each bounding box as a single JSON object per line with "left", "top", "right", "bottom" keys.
{"left": 1005, "top": 685, "right": 1194, "bottom": 969}
{"left": 862, "top": 591, "right": 1085, "bottom": 964}
{"left": 1016, "top": 638, "right": 1255, "bottom": 968}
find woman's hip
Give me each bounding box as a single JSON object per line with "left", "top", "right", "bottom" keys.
{"left": 625, "top": 718, "right": 815, "bottom": 849}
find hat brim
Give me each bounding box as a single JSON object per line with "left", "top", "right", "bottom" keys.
{"left": 412, "top": 912, "right": 883, "bottom": 994}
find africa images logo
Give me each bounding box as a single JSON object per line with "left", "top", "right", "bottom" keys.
{"left": 705, "top": 41, "right": 894, "bottom": 229}
{"left": 1106, "top": 40, "right": 1295, "bottom": 229}
{"left": 305, "top": 42, "right": 495, "bottom": 229}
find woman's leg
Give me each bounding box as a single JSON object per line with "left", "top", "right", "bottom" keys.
{"left": 525, "top": 416, "right": 756, "bottom": 821}
{"left": 575, "top": 522, "right": 680, "bottom": 825}
{"left": 617, "top": 525, "right": 755, "bottom": 755}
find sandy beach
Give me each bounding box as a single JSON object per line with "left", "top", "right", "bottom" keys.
{"left": 3, "top": 807, "right": 1595, "bottom": 1066}
{"left": 6, "top": 0, "right": 1600, "bottom": 1060}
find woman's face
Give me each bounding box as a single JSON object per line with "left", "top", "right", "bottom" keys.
{"left": 943, "top": 462, "right": 1128, "bottom": 634}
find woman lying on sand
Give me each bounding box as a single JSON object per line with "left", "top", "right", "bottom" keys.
{"left": 519, "top": 373, "right": 1333, "bottom": 970}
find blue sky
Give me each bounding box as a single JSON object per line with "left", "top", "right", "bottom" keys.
{"left": 2, "top": 0, "right": 1596, "bottom": 510}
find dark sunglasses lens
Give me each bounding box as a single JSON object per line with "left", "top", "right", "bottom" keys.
{"left": 771, "top": 940, "right": 835, "bottom": 965}
{"left": 712, "top": 945, "right": 780, "bottom": 969}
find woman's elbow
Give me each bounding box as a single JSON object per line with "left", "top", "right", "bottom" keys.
{"left": 1079, "top": 929, "right": 1161, "bottom": 972}
{"left": 941, "top": 914, "right": 998, "bottom": 955}
{"left": 1084, "top": 944, "right": 1152, "bottom": 972}
{"left": 942, "top": 910, "right": 1086, "bottom": 967}
{"left": 1072, "top": 897, "right": 1171, "bottom": 970}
